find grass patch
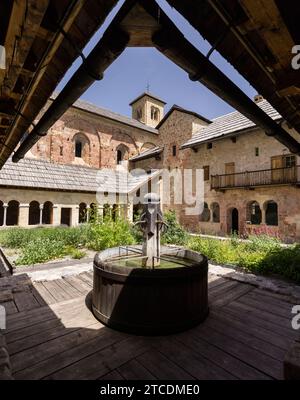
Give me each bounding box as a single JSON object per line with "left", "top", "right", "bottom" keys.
{"left": 188, "top": 234, "right": 300, "bottom": 283}
{"left": 0, "top": 219, "right": 136, "bottom": 266}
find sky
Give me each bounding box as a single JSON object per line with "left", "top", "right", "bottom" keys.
{"left": 56, "top": 0, "right": 257, "bottom": 121}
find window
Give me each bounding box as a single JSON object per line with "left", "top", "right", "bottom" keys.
{"left": 199, "top": 202, "right": 210, "bottom": 222}
{"left": 284, "top": 155, "right": 296, "bottom": 168}
{"left": 265, "top": 201, "right": 278, "bottom": 226}
{"left": 255, "top": 147, "right": 259, "bottom": 156}
{"left": 75, "top": 141, "right": 82, "bottom": 158}
{"left": 203, "top": 166, "right": 210, "bottom": 181}
{"left": 136, "top": 108, "right": 142, "bottom": 121}
{"left": 117, "top": 150, "right": 122, "bottom": 165}
{"left": 60, "top": 146, "right": 63, "bottom": 156}
{"left": 211, "top": 203, "right": 220, "bottom": 223}
{"left": 151, "top": 106, "right": 160, "bottom": 121}
{"left": 172, "top": 145, "right": 176, "bottom": 157}
{"left": 247, "top": 201, "right": 262, "bottom": 225}
{"left": 207, "top": 142, "right": 212, "bottom": 149}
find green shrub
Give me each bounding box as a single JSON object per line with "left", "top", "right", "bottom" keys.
{"left": 86, "top": 218, "right": 136, "bottom": 251}
{"left": 68, "top": 247, "right": 87, "bottom": 260}
{"left": 161, "top": 210, "right": 188, "bottom": 246}
{"left": 15, "top": 238, "right": 66, "bottom": 265}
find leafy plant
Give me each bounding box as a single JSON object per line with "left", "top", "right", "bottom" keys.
{"left": 161, "top": 210, "right": 188, "bottom": 246}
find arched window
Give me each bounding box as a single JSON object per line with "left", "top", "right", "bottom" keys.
{"left": 247, "top": 201, "right": 262, "bottom": 225}
{"left": 116, "top": 144, "right": 129, "bottom": 165}
{"left": 200, "top": 202, "right": 210, "bottom": 222}
{"left": 29, "top": 201, "right": 40, "bottom": 225}
{"left": 265, "top": 201, "right": 278, "bottom": 226}
{"left": 117, "top": 150, "right": 123, "bottom": 165}
{"left": 211, "top": 202, "right": 220, "bottom": 223}
{"left": 6, "top": 200, "right": 19, "bottom": 226}
{"left": 42, "top": 201, "right": 53, "bottom": 225}
{"left": 89, "top": 203, "right": 97, "bottom": 221}
{"left": 151, "top": 106, "right": 160, "bottom": 121}
{"left": 0, "top": 201, "right": 4, "bottom": 226}
{"left": 79, "top": 203, "right": 87, "bottom": 223}
{"left": 136, "top": 108, "right": 142, "bottom": 121}
{"left": 75, "top": 140, "right": 82, "bottom": 158}
{"left": 73, "top": 133, "right": 90, "bottom": 161}
{"left": 103, "top": 203, "right": 110, "bottom": 219}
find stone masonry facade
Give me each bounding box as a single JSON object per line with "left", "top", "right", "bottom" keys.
{"left": 1, "top": 92, "right": 300, "bottom": 243}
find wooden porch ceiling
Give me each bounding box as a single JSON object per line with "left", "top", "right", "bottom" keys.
{"left": 0, "top": 0, "right": 118, "bottom": 168}
{"left": 166, "top": 0, "right": 300, "bottom": 137}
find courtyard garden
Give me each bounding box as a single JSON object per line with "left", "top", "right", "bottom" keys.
{"left": 0, "top": 210, "right": 300, "bottom": 283}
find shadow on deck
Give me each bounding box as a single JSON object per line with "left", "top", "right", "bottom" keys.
{"left": 0, "top": 271, "right": 298, "bottom": 380}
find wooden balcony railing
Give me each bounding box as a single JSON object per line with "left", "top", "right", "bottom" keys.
{"left": 211, "top": 166, "right": 300, "bottom": 190}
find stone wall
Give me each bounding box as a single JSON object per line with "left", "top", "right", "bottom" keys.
{"left": 30, "top": 102, "right": 160, "bottom": 170}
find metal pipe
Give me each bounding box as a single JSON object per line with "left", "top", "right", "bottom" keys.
{"left": 12, "top": 26, "right": 130, "bottom": 162}
{"left": 152, "top": 27, "right": 300, "bottom": 154}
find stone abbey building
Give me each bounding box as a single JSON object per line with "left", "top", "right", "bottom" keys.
{"left": 0, "top": 92, "right": 300, "bottom": 243}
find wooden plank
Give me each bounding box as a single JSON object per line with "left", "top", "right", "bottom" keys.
{"left": 54, "top": 277, "right": 83, "bottom": 298}
{"left": 62, "top": 275, "right": 91, "bottom": 294}
{"left": 136, "top": 350, "right": 194, "bottom": 380}
{"left": 31, "top": 285, "right": 48, "bottom": 307}
{"left": 99, "top": 370, "right": 124, "bottom": 380}
{"left": 222, "top": 301, "right": 298, "bottom": 339}
{"left": 181, "top": 323, "right": 283, "bottom": 379}
{"left": 44, "top": 337, "right": 151, "bottom": 380}
{"left": 5, "top": 296, "right": 85, "bottom": 334}
{"left": 208, "top": 280, "right": 240, "bottom": 297}
{"left": 205, "top": 313, "right": 287, "bottom": 361}
{"left": 247, "top": 290, "right": 295, "bottom": 310}
{"left": 175, "top": 330, "right": 270, "bottom": 380}
{"left": 153, "top": 338, "right": 236, "bottom": 380}
{"left": 211, "top": 308, "right": 294, "bottom": 351}
{"left": 76, "top": 273, "right": 93, "bottom": 287}
{"left": 42, "top": 280, "right": 73, "bottom": 303}
{"left": 13, "top": 290, "right": 40, "bottom": 312}
{"left": 117, "top": 358, "right": 157, "bottom": 380}
{"left": 33, "top": 282, "right": 57, "bottom": 305}
{"left": 207, "top": 275, "right": 227, "bottom": 289}
{"left": 210, "top": 282, "right": 254, "bottom": 307}
{"left": 1, "top": 300, "right": 18, "bottom": 315}
{"left": 238, "top": 295, "right": 292, "bottom": 319}
{"left": 8, "top": 306, "right": 99, "bottom": 356}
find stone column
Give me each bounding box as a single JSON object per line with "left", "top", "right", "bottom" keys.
{"left": 127, "top": 201, "right": 133, "bottom": 222}
{"left": 19, "top": 204, "right": 30, "bottom": 227}
{"left": 2, "top": 204, "right": 8, "bottom": 227}
{"left": 71, "top": 206, "right": 80, "bottom": 227}
{"left": 86, "top": 207, "right": 90, "bottom": 223}
{"left": 98, "top": 205, "right": 104, "bottom": 222}
{"left": 39, "top": 204, "right": 44, "bottom": 225}
{"left": 52, "top": 206, "right": 61, "bottom": 226}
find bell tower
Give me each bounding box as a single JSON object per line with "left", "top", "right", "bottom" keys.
{"left": 130, "top": 92, "right": 166, "bottom": 128}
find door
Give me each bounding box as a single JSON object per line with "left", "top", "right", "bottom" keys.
{"left": 271, "top": 156, "right": 283, "bottom": 183}
{"left": 225, "top": 162, "right": 235, "bottom": 187}
{"left": 231, "top": 208, "right": 239, "bottom": 234}
{"left": 61, "top": 208, "right": 71, "bottom": 226}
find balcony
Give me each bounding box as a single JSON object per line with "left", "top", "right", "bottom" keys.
{"left": 211, "top": 166, "right": 300, "bottom": 190}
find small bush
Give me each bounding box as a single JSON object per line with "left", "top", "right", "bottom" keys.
{"left": 86, "top": 218, "right": 136, "bottom": 251}
{"left": 15, "top": 238, "right": 66, "bottom": 265}
{"left": 161, "top": 210, "right": 188, "bottom": 246}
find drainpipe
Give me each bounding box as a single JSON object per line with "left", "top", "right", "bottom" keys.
{"left": 12, "top": 27, "right": 130, "bottom": 163}
{"left": 150, "top": 26, "right": 300, "bottom": 154}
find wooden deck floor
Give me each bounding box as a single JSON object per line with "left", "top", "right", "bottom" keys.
{"left": 1, "top": 271, "right": 297, "bottom": 380}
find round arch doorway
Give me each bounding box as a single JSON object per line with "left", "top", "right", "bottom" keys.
{"left": 228, "top": 207, "right": 239, "bottom": 235}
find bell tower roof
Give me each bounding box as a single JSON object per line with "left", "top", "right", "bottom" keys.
{"left": 129, "top": 92, "right": 166, "bottom": 106}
